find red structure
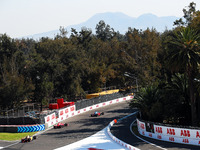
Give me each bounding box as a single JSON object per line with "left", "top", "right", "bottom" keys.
{"left": 49, "top": 98, "right": 74, "bottom": 110}
{"left": 49, "top": 103, "right": 59, "bottom": 109}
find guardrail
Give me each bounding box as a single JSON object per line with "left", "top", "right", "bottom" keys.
{"left": 0, "top": 95, "right": 134, "bottom": 133}
{"left": 137, "top": 119, "right": 200, "bottom": 146}
{"left": 44, "top": 95, "right": 134, "bottom": 129}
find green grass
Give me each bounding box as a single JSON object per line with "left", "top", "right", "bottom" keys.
{"left": 0, "top": 132, "right": 37, "bottom": 141}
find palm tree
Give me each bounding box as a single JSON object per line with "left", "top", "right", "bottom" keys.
{"left": 129, "top": 84, "right": 163, "bottom": 122}
{"left": 164, "top": 73, "right": 190, "bottom": 125}
{"left": 166, "top": 27, "right": 200, "bottom": 126}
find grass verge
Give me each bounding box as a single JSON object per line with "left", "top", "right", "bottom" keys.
{"left": 0, "top": 132, "right": 37, "bottom": 141}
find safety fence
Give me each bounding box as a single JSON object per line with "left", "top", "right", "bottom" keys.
{"left": 0, "top": 103, "right": 41, "bottom": 125}
{"left": 75, "top": 92, "right": 126, "bottom": 110}
{"left": 0, "top": 117, "right": 40, "bottom": 125}
{"left": 44, "top": 92, "right": 128, "bottom": 128}
{"left": 45, "top": 96, "right": 133, "bottom": 128}
{"left": 137, "top": 119, "right": 200, "bottom": 146}
{"left": 0, "top": 103, "right": 40, "bottom": 118}
{"left": 44, "top": 95, "right": 134, "bottom": 129}
{"left": 0, "top": 92, "right": 131, "bottom": 133}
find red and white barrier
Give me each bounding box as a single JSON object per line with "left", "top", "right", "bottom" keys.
{"left": 137, "top": 119, "right": 200, "bottom": 146}
{"left": 45, "top": 95, "right": 134, "bottom": 128}
{"left": 74, "top": 96, "right": 134, "bottom": 116}
{"left": 57, "top": 105, "right": 76, "bottom": 122}
{"left": 44, "top": 112, "right": 57, "bottom": 128}
{"left": 45, "top": 105, "right": 76, "bottom": 128}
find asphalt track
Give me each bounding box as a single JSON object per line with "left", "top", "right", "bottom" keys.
{"left": 1, "top": 101, "right": 200, "bottom": 150}
{"left": 111, "top": 114, "right": 200, "bottom": 150}
{"left": 1, "top": 101, "right": 136, "bottom": 150}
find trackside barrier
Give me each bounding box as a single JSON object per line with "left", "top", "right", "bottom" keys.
{"left": 18, "top": 124, "right": 45, "bottom": 133}
{"left": 74, "top": 96, "right": 133, "bottom": 116}
{"left": 44, "top": 105, "right": 76, "bottom": 128}
{"left": 107, "top": 120, "right": 140, "bottom": 150}
{"left": 44, "top": 95, "right": 134, "bottom": 128}
{"left": 0, "top": 124, "right": 45, "bottom": 133}
{"left": 137, "top": 119, "right": 200, "bottom": 146}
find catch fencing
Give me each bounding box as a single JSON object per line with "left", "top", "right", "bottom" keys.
{"left": 75, "top": 92, "right": 126, "bottom": 110}
{"left": 0, "top": 103, "right": 41, "bottom": 125}
{"left": 0, "top": 92, "right": 127, "bottom": 125}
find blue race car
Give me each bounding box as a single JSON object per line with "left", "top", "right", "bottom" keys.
{"left": 91, "top": 111, "right": 104, "bottom": 117}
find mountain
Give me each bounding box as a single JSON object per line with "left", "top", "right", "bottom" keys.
{"left": 23, "top": 12, "right": 178, "bottom": 39}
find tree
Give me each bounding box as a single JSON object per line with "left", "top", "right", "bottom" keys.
{"left": 0, "top": 34, "right": 34, "bottom": 110}
{"left": 95, "top": 20, "right": 115, "bottom": 41}
{"left": 130, "top": 84, "right": 163, "bottom": 122}
{"left": 162, "top": 73, "right": 190, "bottom": 125}
{"left": 166, "top": 27, "right": 200, "bottom": 126}
{"left": 190, "top": 11, "right": 200, "bottom": 33}
{"left": 174, "top": 2, "right": 197, "bottom": 27}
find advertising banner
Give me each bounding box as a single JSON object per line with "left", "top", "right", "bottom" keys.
{"left": 137, "top": 119, "right": 200, "bottom": 146}
{"left": 44, "top": 112, "right": 56, "bottom": 128}
{"left": 58, "top": 105, "right": 76, "bottom": 121}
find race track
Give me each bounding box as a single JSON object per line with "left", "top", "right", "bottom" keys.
{"left": 2, "top": 101, "right": 136, "bottom": 150}
{"left": 111, "top": 113, "right": 200, "bottom": 150}
{"left": 2, "top": 100, "right": 200, "bottom": 150}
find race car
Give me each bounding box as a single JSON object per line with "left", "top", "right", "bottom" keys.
{"left": 21, "top": 135, "right": 36, "bottom": 143}
{"left": 90, "top": 111, "right": 104, "bottom": 117}
{"left": 53, "top": 122, "right": 69, "bottom": 129}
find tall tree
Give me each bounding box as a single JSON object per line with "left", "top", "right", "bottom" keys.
{"left": 174, "top": 2, "right": 198, "bottom": 28}
{"left": 95, "top": 20, "right": 115, "bottom": 41}
{"left": 166, "top": 27, "right": 200, "bottom": 126}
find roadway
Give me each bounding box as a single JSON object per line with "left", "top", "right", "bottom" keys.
{"left": 2, "top": 101, "right": 135, "bottom": 150}
{"left": 110, "top": 113, "right": 200, "bottom": 150}
{"left": 1, "top": 100, "right": 200, "bottom": 150}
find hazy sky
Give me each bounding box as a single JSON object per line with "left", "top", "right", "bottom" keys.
{"left": 0, "top": 0, "right": 199, "bottom": 38}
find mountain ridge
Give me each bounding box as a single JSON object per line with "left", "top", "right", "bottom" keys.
{"left": 23, "top": 12, "right": 178, "bottom": 39}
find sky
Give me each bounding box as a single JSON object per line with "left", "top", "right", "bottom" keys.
{"left": 0, "top": 0, "right": 200, "bottom": 38}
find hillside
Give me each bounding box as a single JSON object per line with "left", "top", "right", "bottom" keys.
{"left": 23, "top": 12, "right": 178, "bottom": 39}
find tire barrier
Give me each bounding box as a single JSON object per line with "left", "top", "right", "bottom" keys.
{"left": 137, "top": 119, "right": 200, "bottom": 146}
{"left": 107, "top": 119, "right": 140, "bottom": 150}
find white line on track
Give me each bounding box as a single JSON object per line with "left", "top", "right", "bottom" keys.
{"left": 130, "top": 120, "right": 168, "bottom": 150}
{"left": 1, "top": 141, "right": 20, "bottom": 149}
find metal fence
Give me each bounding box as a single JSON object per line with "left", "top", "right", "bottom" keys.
{"left": 0, "top": 91, "right": 129, "bottom": 125}
{"left": 75, "top": 92, "right": 127, "bottom": 110}
{"left": 0, "top": 103, "right": 41, "bottom": 125}
{"left": 0, "top": 103, "right": 40, "bottom": 118}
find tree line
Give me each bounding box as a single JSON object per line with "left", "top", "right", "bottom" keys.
{"left": 130, "top": 2, "right": 200, "bottom": 126}
{"left": 0, "top": 2, "right": 199, "bottom": 126}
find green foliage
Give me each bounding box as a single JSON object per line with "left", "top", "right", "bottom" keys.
{"left": 164, "top": 27, "right": 200, "bottom": 125}
{"left": 162, "top": 74, "right": 191, "bottom": 125}
{"left": 0, "top": 2, "right": 199, "bottom": 127}
{"left": 174, "top": 2, "right": 197, "bottom": 27}
{"left": 130, "top": 84, "right": 163, "bottom": 122}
